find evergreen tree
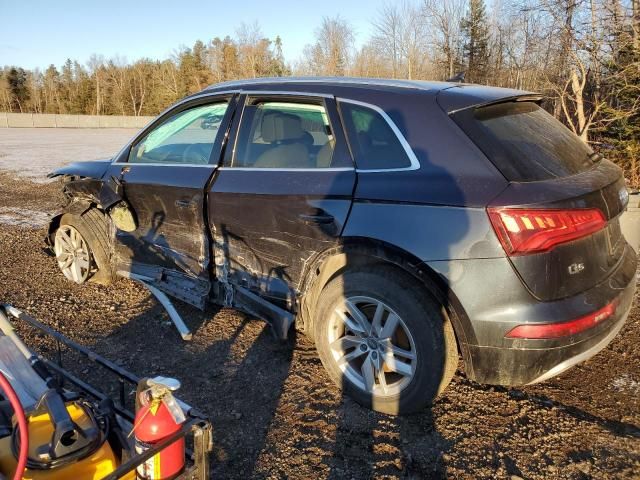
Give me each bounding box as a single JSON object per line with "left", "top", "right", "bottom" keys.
{"left": 597, "top": 26, "right": 640, "bottom": 187}
{"left": 270, "top": 36, "right": 288, "bottom": 76}
{"left": 6, "top": 67, "right": 29, "bottom": 112}
{"left": 460, "top": 0, "right": 490, "bottom": 83}
{"left": 60, "top": 59, "right": 74, "bottom": 113}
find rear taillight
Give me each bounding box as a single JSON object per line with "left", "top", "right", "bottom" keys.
{"left": 487, "top": 207, "right": 607, "bottom": 255}
{"left": 505, "top": 300, "right": 617, "bottom": 339}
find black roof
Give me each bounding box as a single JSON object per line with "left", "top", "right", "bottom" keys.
{"left": 202, "top": 76, "right": 538, "bottom": 113}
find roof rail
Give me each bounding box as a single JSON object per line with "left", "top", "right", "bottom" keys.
{"left": 204, "top": 76, "right": 447, "bottom": 92}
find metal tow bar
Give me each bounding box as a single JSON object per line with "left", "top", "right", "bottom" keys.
{"left": 117, "top": 271, "right": 192, "bottom": 341}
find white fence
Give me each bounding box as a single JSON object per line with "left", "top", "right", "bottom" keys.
{"left": 0, "top": 112, "right": 155, "bottom": 129}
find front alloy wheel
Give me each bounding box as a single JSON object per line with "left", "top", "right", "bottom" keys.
{"left": 328, "top": 296, "right": 417, "bottom": 397}
{"left": 54, "top": 225, "right": 92, "bottom": 284}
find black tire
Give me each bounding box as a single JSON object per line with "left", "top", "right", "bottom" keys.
{"left": 313, "top": 265, "right": 457, "bottom": 415}
{"left": 57, "top": 210, "right": 116, "bottom": 285}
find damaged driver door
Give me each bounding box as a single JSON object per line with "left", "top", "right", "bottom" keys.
{"left": 105, "top": 94, "right": 237, "bottom": 308}
{"left": 208, "top": 92, "right": 355, "bottom": 331}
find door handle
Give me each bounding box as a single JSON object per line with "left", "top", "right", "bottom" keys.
{"left": 298, "top": 213, "right": 334, "bottom": 225}
{"left": 175, "top": 199, "right": 196, "bottom": 208}
{"left": 120, "top": 166, "right": 131, "bottom": 174}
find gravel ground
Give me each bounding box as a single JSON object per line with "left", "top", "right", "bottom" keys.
{"left": 0, "top": 168, "right": 638, "bottom": 478}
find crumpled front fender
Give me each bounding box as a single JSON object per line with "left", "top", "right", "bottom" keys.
{"left": 45, "top": 158, "right": 136, "bottom": 251}
{"left": 47, "top": 159, "right": 112, "bottom": 180}
{"left": 48, "top": 158, "right": 122, "bottom": 214}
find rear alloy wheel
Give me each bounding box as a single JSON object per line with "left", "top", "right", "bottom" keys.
{"left": 328, "top": 296, "right": 417, "bottom": 397}
{"left": 54, "top": 224, "right": 92, "bottom": 284}
{"left": 314, "top": 266, "right": 458, "bottom": 415}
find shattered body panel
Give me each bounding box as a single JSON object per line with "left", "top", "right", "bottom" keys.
{"left": 208, "top": 169, "right": 355, "bottom": 308}
{"left": 104, "top": 163, "right": 215, "bottom": 281}
{"left": 45, "top": 160, "right": 126, "bottom": 249}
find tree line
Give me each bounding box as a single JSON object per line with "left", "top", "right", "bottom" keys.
{"left": 1, "top": 1, "right": 639, "bottom": 183}
{"left": 0, "top": 22, "right": 289, "bottom": 118}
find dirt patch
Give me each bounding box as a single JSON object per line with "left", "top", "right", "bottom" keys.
{"left": 0, "top": 173, "right": 638, "bottom": 479}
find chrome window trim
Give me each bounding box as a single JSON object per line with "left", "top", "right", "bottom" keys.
{"left": 113, "top": 91, "right": 421, "bottom": 173}
{"left": 116, "top": 163, "right": 216, "bottom": 168}
{"left": 217, "top": 166, "right": 353, "bottom": 172}
{"left": 177, "top": 89, "right": 241, "bottom": 104}
{"left": 336, "top": 97, "right": 421, "bottom": 173}
{"left": 241, "top": 90, "right": 334, "bottom": 99}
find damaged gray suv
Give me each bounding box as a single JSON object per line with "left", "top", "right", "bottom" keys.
{"left": 47, "top": 77, "right": 637, "bottom": 414}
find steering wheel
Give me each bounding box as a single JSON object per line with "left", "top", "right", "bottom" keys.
{"left": 182, "top": 144, "right": 209, "bottom": 164}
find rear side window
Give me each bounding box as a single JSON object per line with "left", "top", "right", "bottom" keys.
{"left": 452, "top": 102, "right": 596, "bottom": 182}
{"left": 339, "top": 101, "right": 411, "bottom": 170}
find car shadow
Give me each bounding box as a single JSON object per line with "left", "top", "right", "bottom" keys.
{"left": 87, "top": 292, "right": 296, "bottom": 479}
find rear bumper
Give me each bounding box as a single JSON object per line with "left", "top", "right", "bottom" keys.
{"left": 466, "top": 300, "right": 631, "bottom": 385}
{"left": 524, "top": 312, "right": 626, "bottom": 384}
{"left": 459, "top": 246, "right": 637, "bottom": 386}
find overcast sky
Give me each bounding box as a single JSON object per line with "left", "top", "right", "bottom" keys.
{"left": 0, "top": 0, "right": 390, "bottom": 70}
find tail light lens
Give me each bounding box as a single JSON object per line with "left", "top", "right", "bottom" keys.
{"left": 505, "top": 300, "right": 617, "bottom": 339}
{"left": 487, "top": 207, "right": 607, "bottom": 255}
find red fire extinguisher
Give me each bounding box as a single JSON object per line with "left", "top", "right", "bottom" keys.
{"left": 133, "top": 377, "right": 186, "bottom": 480}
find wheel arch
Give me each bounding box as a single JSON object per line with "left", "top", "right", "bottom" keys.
{"left": 46, "top": 170, "right": 124, "bottom": 249}
{"left": 45, "top": 198, "right": 95, "bottom": 248}
{"left": 297, "top": 237, "right": 476, "bottom": 377}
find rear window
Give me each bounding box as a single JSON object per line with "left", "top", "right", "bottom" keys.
{"left": 452, "top": 101, "right": 597, "bottom": 182}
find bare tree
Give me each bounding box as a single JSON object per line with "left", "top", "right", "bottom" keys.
{"left": 0, "top": 75, "right": 12, "bottom": 112}
{"left": 236, "top": 22, "right": 271, "bottom": 78}
{"left": 353, "top": 42, "right": 395, "bottom": 77}
{"left": 300, "top": 16, "right": 355, "bottom": 76}
{"left": 422, "top": 0, "right": 466, "bottom": 79}
{"left": 373, "top": 2, "right": 430, "bottom": 79}
{"left": 87, "top": 54, "right": 105, "bottom": 115}
{"left": 633, "top": 0, "right": 640, "bottom": 52}
{"left": 372, "top": 3, "right": 403, "bottom": 77}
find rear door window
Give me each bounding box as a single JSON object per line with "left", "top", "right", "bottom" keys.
{"left": 339, "top": 101, "right": 412, "bottom": 170}
{"left": 233, "top": 101, "right": 336, "bottom": 169}
{"left": 452, "top": 101, "right": 597, "bottom": 182}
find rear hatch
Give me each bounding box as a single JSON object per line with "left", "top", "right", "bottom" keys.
{"left": 451, "top": 99, "right": 631, "bottom": 301}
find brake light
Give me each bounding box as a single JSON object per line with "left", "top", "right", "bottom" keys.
{"left": 487, "top": 207, "right": 606, "bottom": 255}
{"left": 505, "top": 300, "right": 617, "bottom": 339}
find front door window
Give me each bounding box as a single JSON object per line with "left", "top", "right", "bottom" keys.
{"left": 128, "top": 102, "right": 229, "bottom": 165}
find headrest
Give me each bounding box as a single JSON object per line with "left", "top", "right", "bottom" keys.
{"left": 261, "top": 112, "right": 304, "bottom": 143}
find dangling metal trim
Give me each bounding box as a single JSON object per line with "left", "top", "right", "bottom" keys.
{"left": 117, "top": 271, "right": 192, "bottom": 341}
